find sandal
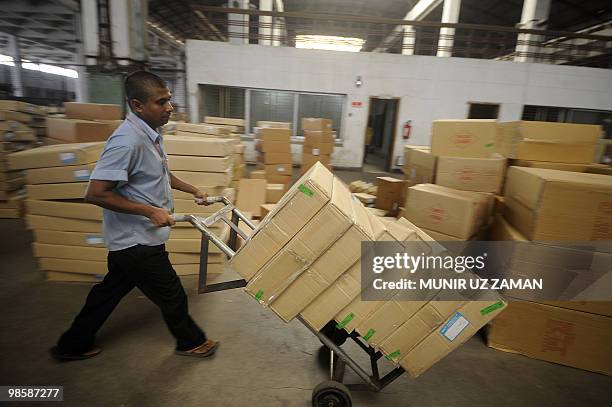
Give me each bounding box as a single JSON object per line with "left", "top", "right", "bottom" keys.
{"left": 175, "top": 339, "right": 219, "bottom": 358}
{"left": 49, "top": 346, "right": 102, "bottom": 361}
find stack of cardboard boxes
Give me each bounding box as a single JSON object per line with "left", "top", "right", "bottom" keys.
{"left": 45, "top": 102, "right": 122, "bottom": 144}
{"left": 375, "top": 176, "right": 404, "bottom": 216}
{"left": 254, "top": 126, "right": 293, "bottom": 186}
{"left": 204, "top": 116, "right": 245, "bottom": 134}
{"left": 7, "top": 142, "right": 107, "bottom": 281}
{"left": 487, "top": 167, "right": 612, "bottom": 376}
{"left": 228, "top": 162, "right": 507, "bottom": 377}
{"left": 165, "top": 135, "right": 237, "bottom": 277}
{"left": 301, "top": 118, "right": 334, "bottom": 175}
{"left": 0, "top": 100, "right": 48, "bottom": 218}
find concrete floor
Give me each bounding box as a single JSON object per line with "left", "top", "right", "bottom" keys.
{"left": 1, "top": 169, "right": 611, "bottom": 406}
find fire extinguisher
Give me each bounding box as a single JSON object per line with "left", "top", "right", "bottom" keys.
{"left": 402, "top": 120, "right": 412, "bottom": 140}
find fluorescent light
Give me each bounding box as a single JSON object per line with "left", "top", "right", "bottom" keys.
{"left": 295, "top": 35, "right": 365, "bottom": 52}
{"left": 0, "top": 54, "right": 78, "bottom": 78}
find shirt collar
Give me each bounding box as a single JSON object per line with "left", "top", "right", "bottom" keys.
{"left": 127, "top": 111, "right": 161, "bottom": 143}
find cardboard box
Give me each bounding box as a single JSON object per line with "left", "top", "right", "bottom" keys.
{"left": 171, "top": 170, "right": 231, "bottom": 187}
{"left": 266, "top": 174, "right": 293, "bottom": 185}
{"left": 26, "top": 199, "right": 101, "bottom": 220}
{"left": 34, "top": 230, "right": 105, "bottom": 247}
{"left": 0, "top": 121, "right": 31, "bottom": 132}
{"left": 45, "top": 271, "right": 104, "bottom": 282}
{"left": 302, "top": 153, "right": 331, "bottom": 167}
{"left": 436, "top": 157, "right": 506, "bottom": 194}
{"left": 399, "top": 298, "right": 506, "bottom": 377}
{"left": 403, "top": 184, "right": 492, "bottom": 239}
{"left": 353, "top": 192, "right": 376, "bottom": 205}
{"left": 167, "top": 155, "right": 231, "bottom": 173}
{"left": 304, "top": 130, "right": 334, "bottom": 144}
{"left": 261, "top": 152, "right": 292, "bottom": 165}
{"left": 496, "top": 121, "right": 601, "bottom": 163}
{"left": 302, "top": 118, "right": 332, "bottom": 131}
{"left": 250, "top": 170, "right": 265, "bottom": 179}
{"left": 260, "top": 203, "right": 275, "bottom": 218}
{"left": 46, "top": 118, "right": 119, "bottom": 142}
{"left": 0, "top": 110, "right": 32, "bottom": 123}
{"left": 26, "top": 214, "right": 101, "bottom": 232}
{"left": 487, "top": 301, "right": 612, "bottom": 376}
{"left": 0, "top": 195, "right": 24, "bottom": 210}
{"left": 0, "top": 177, "right": 24, "bottom": 191}
{"left": 0, "top": 100, "right": 45, "bottom": 115}
{"left": 64, "top": 102, "right": 121, "bottom": 121}
{"left": 404, "top": 146, "right": 437, "bottom": 186}
{"left": 26, "top": 182, "right": 88, "bottom": 200}
{"left": 229, "top": 163, "right": 334, "bottom": 281}
{"left": 256, "top": 121, "right": 291, "bottom": 129}
{"left": 270, "top": 197, "right": 387, "bottom": 322}
{"left": 375, "top": 176, "right": 404, "bottom": 212}
{"left": 0, "top": 208, "right": 20, "bottom": 218}
{"left": 503, "top": 167, "right": 612, "bottom": 240}
{"left": 0, "top": 189, "right": 26, "bottom": 201}
{"left": 236, "top": 179, "right": 267, "bottom": 218}
{"left": 39, "top": 258, "right": 107, "bottom": 276}
{"left": 431, "top": 120, "right": 497, "bottom": 158}
{"left": 509, "top": 160, "right": 597, "bottom": 173}
{"left": 266, "top": 184, "right": 285, "bottom": 203}
{"left": 2, "top": 129, "right": 35, "bottom": 142}
{"left": 303, "top": 143, "right": 333, "bottom": 156}
{"left": 163, "top": 136, "right": 234, "bottom": 157}
{"left": 26, "top": 163, "right": 96, "bottom": 184}
{"left": 8, "top": 142, "right": 104, "bottom": 170}
{"left": 33, "top": 242, "right": 107, "bottom": 261}
{"left": 264, "top": 163, "right": 292, "bottom": 176}
{"left": 175, "top": 122, "right": 232, "bottom": 136}
{"left": 255, "top": 140, "right": 290, "bottom": 154}
{"left": 204, "top": 117, "right": 245, "bottom": 127}
{"left": 587, "top": 165, "right": 612, "bottom": 176}
{"left": 255, "top": 128, "right": 291, "bottom": 142}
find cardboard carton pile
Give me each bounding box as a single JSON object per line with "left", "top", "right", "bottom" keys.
{"left": 254, "top": 126, "right": 293, "bottom": 186}
{"left": 204, "top": 116, "right": 245, "bottom": 134}
{"left": 45, "top": 102, "right": 122, "bottom": 144}
{"left": 0, "top": 100, "right": 49, "bottom": 217}
{"left": 165, "top": 135, "right": 237, "bottom": 275}
{"left": 229, "top": 162, "right": 507, "bottom": 377}
{"left": 8, "top": 142, "right": 107, "bottom": 281}
{"left": 301, "top": 118, "right": 334, "bottom": 175}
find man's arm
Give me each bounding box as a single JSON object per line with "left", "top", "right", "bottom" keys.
{"left": 169, "top": 172, "right": 209, "bottom": 204}
{"left": 85, "top": 179, "right": 174, "bottom": 226}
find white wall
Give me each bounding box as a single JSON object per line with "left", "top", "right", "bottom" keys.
{"left": 186, "top": 40, "right": 612, "bottom": 168}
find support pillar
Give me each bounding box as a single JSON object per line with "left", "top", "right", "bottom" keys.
{"left": 514, "top": 0, "right": 551, "bottom": 62}
{"left": 7, "top": 35, "right": 23, "bottom": 98}
{"left": 436, "top": 0, "right": 461, "bottom": 57}
{"left": 228, "top": 0, "right": 249, "bottom": 45}
{"left": 259, "top": 0, "right": 272, "bottom": 46}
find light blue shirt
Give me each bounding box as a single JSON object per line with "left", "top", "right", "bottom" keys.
{"left": 90, "top": 112, "right": 174, "bottom": 251}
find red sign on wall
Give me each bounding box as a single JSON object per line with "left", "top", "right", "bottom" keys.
{"left": 351, "top": 101, "right": 363, "bottom": 108}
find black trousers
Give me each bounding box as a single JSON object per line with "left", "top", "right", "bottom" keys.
{"left": 57, "top": 244, "right": 206, "bottom": 355}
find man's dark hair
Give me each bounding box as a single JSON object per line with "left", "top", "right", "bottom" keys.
{"left": 124, "top": 71, "right": 168, "bottom": 103}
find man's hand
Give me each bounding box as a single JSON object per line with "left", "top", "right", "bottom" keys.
{"left": 194, "top": 189, "right": 211, "bottom": 206}
{"left": 147, "top": 206, "right": 175, "bottom": 227}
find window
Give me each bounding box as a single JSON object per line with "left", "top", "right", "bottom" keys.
{"left": 468, "top": 103, "right": 499, "bottom": 119}
{"left": 199, "top": 84, "right": 345, "bottom": 138}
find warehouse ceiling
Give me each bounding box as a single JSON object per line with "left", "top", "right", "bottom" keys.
{"left": 0, "top": 0, "right": 610, "bottom": 69}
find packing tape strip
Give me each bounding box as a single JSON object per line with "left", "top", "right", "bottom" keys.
{"left": 335, "top": 312, "right": 354, "bottom": 330}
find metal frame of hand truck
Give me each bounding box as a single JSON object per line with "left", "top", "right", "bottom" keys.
{"left": 173, "top": 196, "right": 405, "bottom": 406}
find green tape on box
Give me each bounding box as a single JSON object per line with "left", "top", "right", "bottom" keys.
{"left": 298, "top": 184, "right": 314, "bottom": 197}
{"left": 255, "top": 289, "right": 264, "bottom": 301}
{"left": 335, "top": 313, "right": 354, "bottom": 329}
{"left": 363, "top": 328, "right": 376, "bottom": 342}
{"left": 480, "top": 300, "right": 504, "bottom": 315}
{"left": 484, "top": 143, "right": 494, "bottom": 148}
{"left": 385, "top": 349, "right": 401, "bottom": 361}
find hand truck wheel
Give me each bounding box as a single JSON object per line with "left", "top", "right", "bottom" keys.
{"left": 312, "top": 380, "right": 352, "bottom": 407}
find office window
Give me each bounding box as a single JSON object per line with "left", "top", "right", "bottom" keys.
{"left": 250, "top": 89, "right": 294, "bottom": 127}
{"left": 199, "top": 84, "right": 245, "bottom": 120}
{"left": 468, "top": 103, "right": 499, "bottom": 119}
{"left": 297, "top": 93, "right": 344, "bottom": 135}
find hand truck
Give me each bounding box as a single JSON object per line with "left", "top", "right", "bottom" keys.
{"left": 173, "top": 197, "right": 405, "bottom": 407}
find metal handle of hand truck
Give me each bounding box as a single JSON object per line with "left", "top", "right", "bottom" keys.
{"left": 172, "top": 213, "right": 236, "bottom": 258}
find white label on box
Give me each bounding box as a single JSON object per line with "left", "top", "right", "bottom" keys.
{"left": 73, "top": 169, "right": 91, "bottom": 181}
{"left": 439, "top": 312, "right": 470, "bottom": 341}
{"left": 86, "top": 235, "right": 105, "bottom": 245}
{"left": 276, "top": 165, "right": 285, "bottom": 172}
{"left": 410, "top": 167, "right": 417, "bottom": 180}
{"left": 59, "top": 152, "right": 77, "bottom": 164}
{"left": 312, "top": 148, "right": 320, "bottom": 156}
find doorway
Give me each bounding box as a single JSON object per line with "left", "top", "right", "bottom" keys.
{"left": 363, "top": 97, "right": 400, "bottom": 172}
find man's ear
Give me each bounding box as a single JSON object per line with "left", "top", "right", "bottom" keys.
{"left": 129, "top": 98, "right": 144, "bottom": 114}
